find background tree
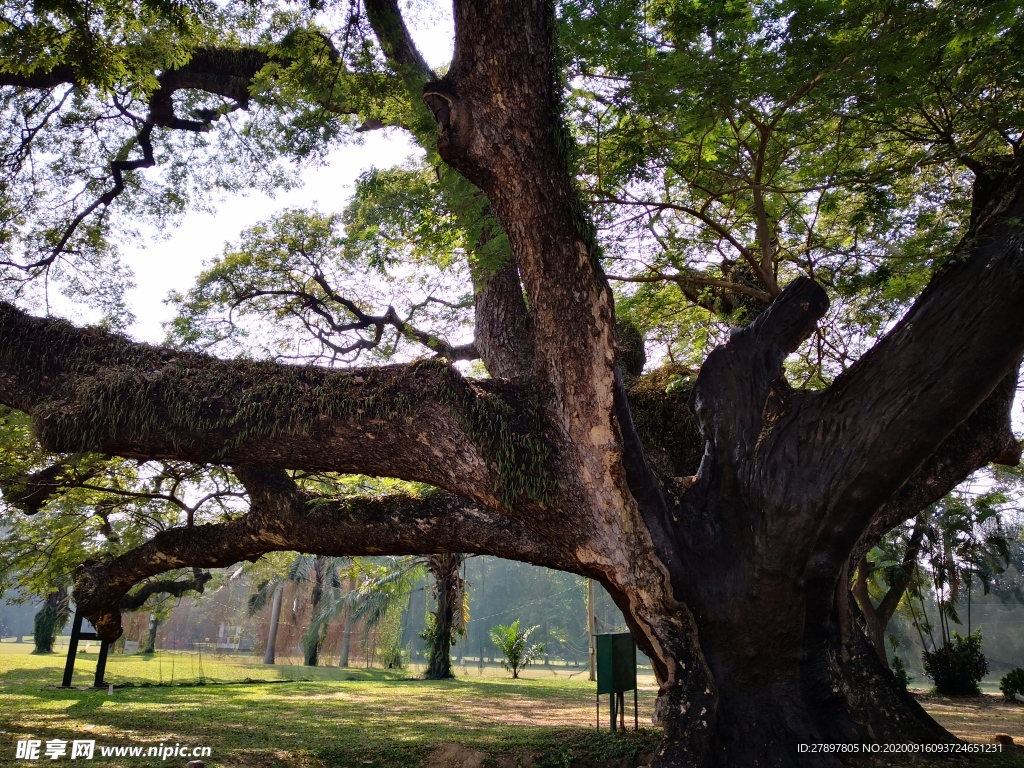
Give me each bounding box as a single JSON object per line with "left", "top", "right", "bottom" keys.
{"left": 853, "top": 474, "right": 1021, "bottom": 666}
{"left": 31, "top": 587, "right": 69, "bottom": 654}
{"left": 1, "top": 1, "right": 1023, "bottom": 766}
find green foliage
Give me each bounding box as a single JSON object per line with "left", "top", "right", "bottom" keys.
{"left": 562, "top": 0, "right": 1024, "bottom": 381}
{"left": 490, "top": 619, "right": 544, "bottom": 679}
{"left": 376, "top": 639, "right": 408, "bottom": 670}
{"left": 31, "top": 603, "right": 63, "bottom": 654}
{"left": 0, "top": 401, "right": 244, "bottom": 612}
{"left": 922, "top": 630, "right": 988, "bottom": 696}
{"left": 418, "top": 613, "right": 449, "bottom": 655}
{"left": 1000, "top": 668, "right": 1024, "bottom": 702}
{"left": 426, "top": 360, "right": 554, "bottom": 506}
{"left": 891, "top": 655, "right": 910, "bottom": 692}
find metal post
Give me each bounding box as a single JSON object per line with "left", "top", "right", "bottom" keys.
{"left": 93, "top": 641, "right": 110, "bottom": 688}
{"left": 587, "top": 580, "right": 596, "bottom": 682}
{"left": 61, "top": 611, "right": 84, "bottom": 687}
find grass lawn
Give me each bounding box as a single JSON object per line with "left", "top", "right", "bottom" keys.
{"left": 1, "top": 642, "right": 1022, "bottom": 767}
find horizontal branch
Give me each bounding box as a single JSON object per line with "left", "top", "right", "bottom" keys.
{"left": 0, "top": 303, "right": 511, "bottom": 503}
{"left": 607, "top": 271, "right": 773, "bottom": 304}
{"left": 0, "top": 454, "right": 97, "bottom": 515}
{"left": 0, "top": 66, "right": 77, "bottom": 89}
{"left": 119, "top": 569, "right": 213, "bottom": 611}
{"left": 75, "top": 468, "right": 581, "bottom": 639}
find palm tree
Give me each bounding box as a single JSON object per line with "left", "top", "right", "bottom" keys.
{"left": 248, "top": 554, "right": 350, "bottom": 666}
{"left": 304, "top": 556, "right": 425, "bottom": 670}
{"left": 489, "top": 620, "right": 544, "bottom": 679}
{"left": 303, "top": 554, "right": 468, "bottom": 678}
{"left": 422, "top": 554, "right": 467, "bottom": 679}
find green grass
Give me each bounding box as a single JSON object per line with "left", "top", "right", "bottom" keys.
{"left": 0, "top": 644, "right": 660, "bottom": 767}
{"left": 2, "top": 644, "right": 1022, "bottom": 768}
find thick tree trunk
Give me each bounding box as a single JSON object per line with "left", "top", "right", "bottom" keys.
{"left": 3, "top": 4, "right": 1023, "bottom": 767}
{"left": 604, "top": 162, "right": 1024, "bottom": 762}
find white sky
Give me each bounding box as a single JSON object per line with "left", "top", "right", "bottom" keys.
{"left": 120, "top": 130, "right": 420, "bottom": 343}
{"left": 119, "top": 4, "right": 455, "bottom": 344}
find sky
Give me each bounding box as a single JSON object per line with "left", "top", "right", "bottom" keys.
{"left": 118, "top": 2, "right": 455, "bottom": 344}
{"left": 119, "top": 130, "right": 421, "bottom": 343}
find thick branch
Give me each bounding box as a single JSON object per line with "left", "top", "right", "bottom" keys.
{"left": 691, "top": 276, "right": 829, "bottom": 474}
{"left": 155, "top": 48, "right": 271, "bottom": 109}
{"left": 424, "top": 0, "right": 618, "bottom": 437}
{"left": 363, "top": 0, "right": 435, "bottom": 82}
{"left": 0, "top": 303, "right": 510, "bottom": 505}
{"left": 0, "top": 454, "right": 97, "bottom": 515}
{"left": 852, "top": 364, "right": 1021, "bottom": 567}
{"left": 119, "top": 569, "right": 213, "bottom": 611}
{"left": 783, "top": 161, "right": 1024, "bottom": 549}
{"left": 607, "top": 271, "right": 773, "bottom": 305}
{"left": 0, "top": 66, "right": 76, "bottom": 89}
{"left": 473, "top": 262, "right": 534, "bottom": 378}
{"left": 75, "top": 468, "right": 580, "bottom": 640}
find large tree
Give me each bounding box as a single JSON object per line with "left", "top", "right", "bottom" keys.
{"left": 1, "top": 0, "right": 1023, "bottom": 765}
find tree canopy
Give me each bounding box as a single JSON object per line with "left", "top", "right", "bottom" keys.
{"left": 1, "top": 0, "right": 1023, "bottom": 766}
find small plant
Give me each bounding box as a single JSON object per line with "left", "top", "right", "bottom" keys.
{"left": 891, "top": 656, "right": 910, "bottom": 691}
{"left": 1000, "top": 668, "right": 1024, "bottom": 702}
{"left": 922, "top": 630, "right": 988, "bottom": 696}
{"left": 489, "top": 620, "right": 544, "bottom": 679}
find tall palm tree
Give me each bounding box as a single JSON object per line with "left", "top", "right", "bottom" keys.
{"left": 248, "top": 554, "right": 350, "bottom": 666}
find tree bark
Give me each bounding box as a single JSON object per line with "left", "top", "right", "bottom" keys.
{"left": 140, "top": 614, "right": 160, "bottom": 654}
{"left": 338, "top": 578, "right": 352, "bottom": 668}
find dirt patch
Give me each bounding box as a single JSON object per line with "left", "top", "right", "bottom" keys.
{"left": 917, "top": 691, "right": 1024, "bottom": 745}
{"left": 421, "top": 744, "right": 657, "bottom": 768}
{"left": 421, "top": 744, "right": 534, "bottom": 768}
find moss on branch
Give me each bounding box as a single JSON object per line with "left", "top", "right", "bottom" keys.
{"left": 0, "top": 306, "right": 555, "bottom": 505}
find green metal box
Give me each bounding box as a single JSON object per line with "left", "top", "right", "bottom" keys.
{"left": 595, "top": 632, "right": 637, "bottom": 695}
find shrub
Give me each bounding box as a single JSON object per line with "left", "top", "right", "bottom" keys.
{"left": 891, "top": 656, "right": 910, "bottom": 691}
{"left": 377, "top": 641, "right": 408, "bottom": 670}
{"left": 489, "top": 619, "right": 544, "bottom": 679}
{"left": 1000, "top": 668, "right": 1024, "bottom": 702}
{"left": 32, "top": 605, "right": 60, "bottom": 654}
{"left": 922, "top": 630, "right": 988, "bottom": 696}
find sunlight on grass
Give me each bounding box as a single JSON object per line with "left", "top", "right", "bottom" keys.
{"left": 2, "top": 644, "right": 1022, "bottom": 768}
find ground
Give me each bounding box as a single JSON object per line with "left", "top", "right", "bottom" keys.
{"left": 0, "top": 642, "right": 1021, "bottom": 767}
